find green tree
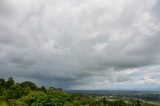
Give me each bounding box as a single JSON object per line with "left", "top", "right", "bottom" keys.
{"left": 0, "top": 78, "right": 5, "bottom": 86}
{"left": 136, "top": 100, "right": 141, "bottom": 106}
{"left": 73, "top": 100, "right": 81, "bottom": 106}
{"left": 20, "top": 81, "right": 38, "bottom": 90}
{"left": 6, "top": 77, "right": 14, "bottom": 87}
{"left": 102, "top": 97, "right": 107, "bottom": 106}
{"left": 40, "top": 86, "right": 46, "bottom": 93}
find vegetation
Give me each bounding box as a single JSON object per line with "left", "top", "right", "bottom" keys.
{"left": 0, "top": 77, "right": 159, "bottom": 106}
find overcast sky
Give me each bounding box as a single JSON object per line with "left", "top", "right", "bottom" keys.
{"left": 0, "top": 0, "right": 160, "bottom": 90}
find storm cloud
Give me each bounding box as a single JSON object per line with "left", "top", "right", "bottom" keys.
{"left": 0, "top": 0, "right": 160, "bottom": 90}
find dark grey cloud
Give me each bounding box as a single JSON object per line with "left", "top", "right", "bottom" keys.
{"left": 0, "top": 0, "right": 160, "bottom": 90}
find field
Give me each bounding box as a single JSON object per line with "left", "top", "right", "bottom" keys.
{"left": 68, "top": 90, "right": 160, "bottom": 106}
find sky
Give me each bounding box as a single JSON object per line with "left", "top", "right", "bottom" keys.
{"left": 0, "top": 0, "right": 160, "bottom": 90}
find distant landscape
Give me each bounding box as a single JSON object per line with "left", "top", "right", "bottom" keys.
{"left": 68, "top": 90, "right": 160, "bottom": 105}
{"left": 0, "top": 77, "right": 160, "bottom": 106}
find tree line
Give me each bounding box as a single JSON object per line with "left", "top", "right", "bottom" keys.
{"left": 0, "top": 77, "right": 158, "bottom": 106}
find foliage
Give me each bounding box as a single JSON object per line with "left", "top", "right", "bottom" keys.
{"left": 0, "top": 77, "right": 158, "bottom": 106}
{"left": 20, "top": 81, "right": 38, "bottom": 90}
{"left": 6, "top": 77, "right": 14, "bottom": 87}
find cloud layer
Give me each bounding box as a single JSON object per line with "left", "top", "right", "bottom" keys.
{"left": 0, "top": 0, "right": 160, "bottom": 90}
